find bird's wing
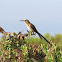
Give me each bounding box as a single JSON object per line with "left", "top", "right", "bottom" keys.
{"left": 30, "top": 23, "right": 38, "bottom": 32}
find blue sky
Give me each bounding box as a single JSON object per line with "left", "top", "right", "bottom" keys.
{"left": 0, "top": 0, "right": 62, "bottom": 36}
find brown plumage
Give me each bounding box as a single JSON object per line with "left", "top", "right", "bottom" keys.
{"left": 0, "top": 26, "right": 5, "bottom": 34}
{"left": 20, "top": 19, "right": 51, "bottom": 45}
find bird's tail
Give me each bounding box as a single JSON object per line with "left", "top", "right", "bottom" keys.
{"left": 36, "top": 31, "right": 52, "bottom": 45}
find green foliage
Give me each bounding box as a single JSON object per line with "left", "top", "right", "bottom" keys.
{"left": 21, "top": 44, "right": 28, "bottom": 61}
{"left": 0, "top": 32, "right": 62, "bottom": 62}
{"left": 42, "top": 43, "right": 62, "bottom": 62}
{"left": 0, "top": 32, "right": 45, "bottom": 62}
{"left": 52, "top": 34, "right": 62, "bottom": 48}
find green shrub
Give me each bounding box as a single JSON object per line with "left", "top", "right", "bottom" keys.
{"left": 0, "top": 32, "right": 62, "bottom": 62}
{"left": 0, "top": 32, "right": 46, "bottom": 62}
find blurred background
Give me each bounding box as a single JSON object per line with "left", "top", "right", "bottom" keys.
{"left": 0, "top": 0, "right": 62, "bottom": 36}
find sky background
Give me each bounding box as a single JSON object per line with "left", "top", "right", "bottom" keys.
{"left": 0, "top": 0, "right": 62, "bottom": 36}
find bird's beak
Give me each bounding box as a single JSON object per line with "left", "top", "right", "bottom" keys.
{"left": 20, "top": 20, "right": 24, "bottom": 21}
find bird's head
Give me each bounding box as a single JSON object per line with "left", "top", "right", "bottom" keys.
{"left": 20, "top": 19, "right": 30, "bottom": 24}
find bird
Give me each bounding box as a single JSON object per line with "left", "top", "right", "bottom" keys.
{"left": 20, "top": 19, "right": 51, "bottom": 45}
{"left": 0, "top": 26, "right": 5, "bottom": 34}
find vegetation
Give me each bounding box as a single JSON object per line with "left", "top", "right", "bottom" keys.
{"left": 0, "top": 32, "right": 62, "bottom": 62}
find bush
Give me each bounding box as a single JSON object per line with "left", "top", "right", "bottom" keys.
{"left": 0, "top": 32, "right": 62, "bottom": 62}
{"left": 0, "top": 32, "right": 46, "bottom": 62}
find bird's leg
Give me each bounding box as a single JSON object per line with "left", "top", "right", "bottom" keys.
{"left": 32, "top": 32, "right": 36, "bottom": 35}
{"left": 27, "top": 30, "right": 36, "bottom": 35}
{"left": 27, "top": 30, "right": 29, "bottom": 33}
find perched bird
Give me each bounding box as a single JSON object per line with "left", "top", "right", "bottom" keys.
{"left": 0, "top": 26, "right": 5, "bottom": 34}
{"left": 20, "top": 19, "right": 51, "bottom": 45}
